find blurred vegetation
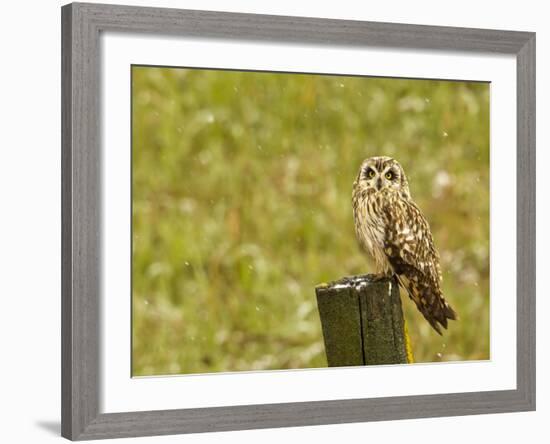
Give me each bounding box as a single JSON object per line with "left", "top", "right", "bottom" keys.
{"left": 132, "top": 66, "right": 490, "bottom": 376}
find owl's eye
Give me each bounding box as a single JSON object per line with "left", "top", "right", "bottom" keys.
{"left": 365, "top": 168, "right": 375, "bottom": 179}
{"left": 385, "top": 171, "right": 394, "bottom": 180}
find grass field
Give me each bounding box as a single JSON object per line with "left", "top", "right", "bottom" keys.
{"left": 132, "top": 66, "right": 490, "bottom": 376}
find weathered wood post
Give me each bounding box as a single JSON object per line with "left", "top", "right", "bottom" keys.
{"left": 315, "top": 274, "right": 413, "bottom": 366}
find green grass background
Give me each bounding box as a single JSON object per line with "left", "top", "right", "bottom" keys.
{"left": 132, "top": 66, "right": 490, "bottom": 376}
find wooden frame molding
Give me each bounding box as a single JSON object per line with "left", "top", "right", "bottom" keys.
{"left": 61, "top": 3, "right": 535, "bottom": 440}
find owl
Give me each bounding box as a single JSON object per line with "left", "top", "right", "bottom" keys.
{"left": 352, "top": 156, "right": 457, "bottom": 334}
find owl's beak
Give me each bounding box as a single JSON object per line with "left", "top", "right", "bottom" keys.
{"left": 376, "top": 178, "right": 382, "bottom": 191}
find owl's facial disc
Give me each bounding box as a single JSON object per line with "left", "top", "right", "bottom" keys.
{"left": 357, "top": 156, "right": 410, "bottom": 199}
{"left": 362, "top": 164, "right": 400, "bottom": 192}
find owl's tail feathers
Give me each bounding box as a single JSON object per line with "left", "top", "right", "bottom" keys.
{"left": 419, "top": 292, "right": 457, "bottom": 336}
{"left": 432, "top": 299, "right": 458, "bottom": 333}
{"left": 396, "top": 275, "right": 457, "bottom": 335}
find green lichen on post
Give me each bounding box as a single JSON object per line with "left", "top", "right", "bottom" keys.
{"left": 315, "top": 274, "right": 410, "bottom": 367}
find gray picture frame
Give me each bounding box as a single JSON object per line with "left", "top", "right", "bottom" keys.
{"left": 61, "top": 2, "right": 536, "bottom": 440}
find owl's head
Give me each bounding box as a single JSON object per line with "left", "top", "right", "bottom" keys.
{"left": 355, "top": 156, "right": 411, "bottom": 198}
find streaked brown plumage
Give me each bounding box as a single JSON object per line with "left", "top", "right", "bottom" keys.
{"left": 352, "top": 156, "right": 457, "bottom": 334}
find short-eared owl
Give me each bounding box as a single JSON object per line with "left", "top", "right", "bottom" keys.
{"left": 352, "top": 156, "right": 457, "bottom": 334}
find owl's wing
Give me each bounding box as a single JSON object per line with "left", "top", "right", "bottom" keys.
{"left": 382, "top": 198, "right": 457, "bottom": 334}
{"left": 383, "top": 199, "right": 441, "bottom": 284}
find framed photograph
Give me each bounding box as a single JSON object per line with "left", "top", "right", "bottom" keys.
{"left": 61, "top": 2, "right": 535, "bottom": 440}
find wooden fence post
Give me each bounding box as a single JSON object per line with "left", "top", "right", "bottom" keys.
{"left": 315, "top": 274, "right": 413, "bottom": 366}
